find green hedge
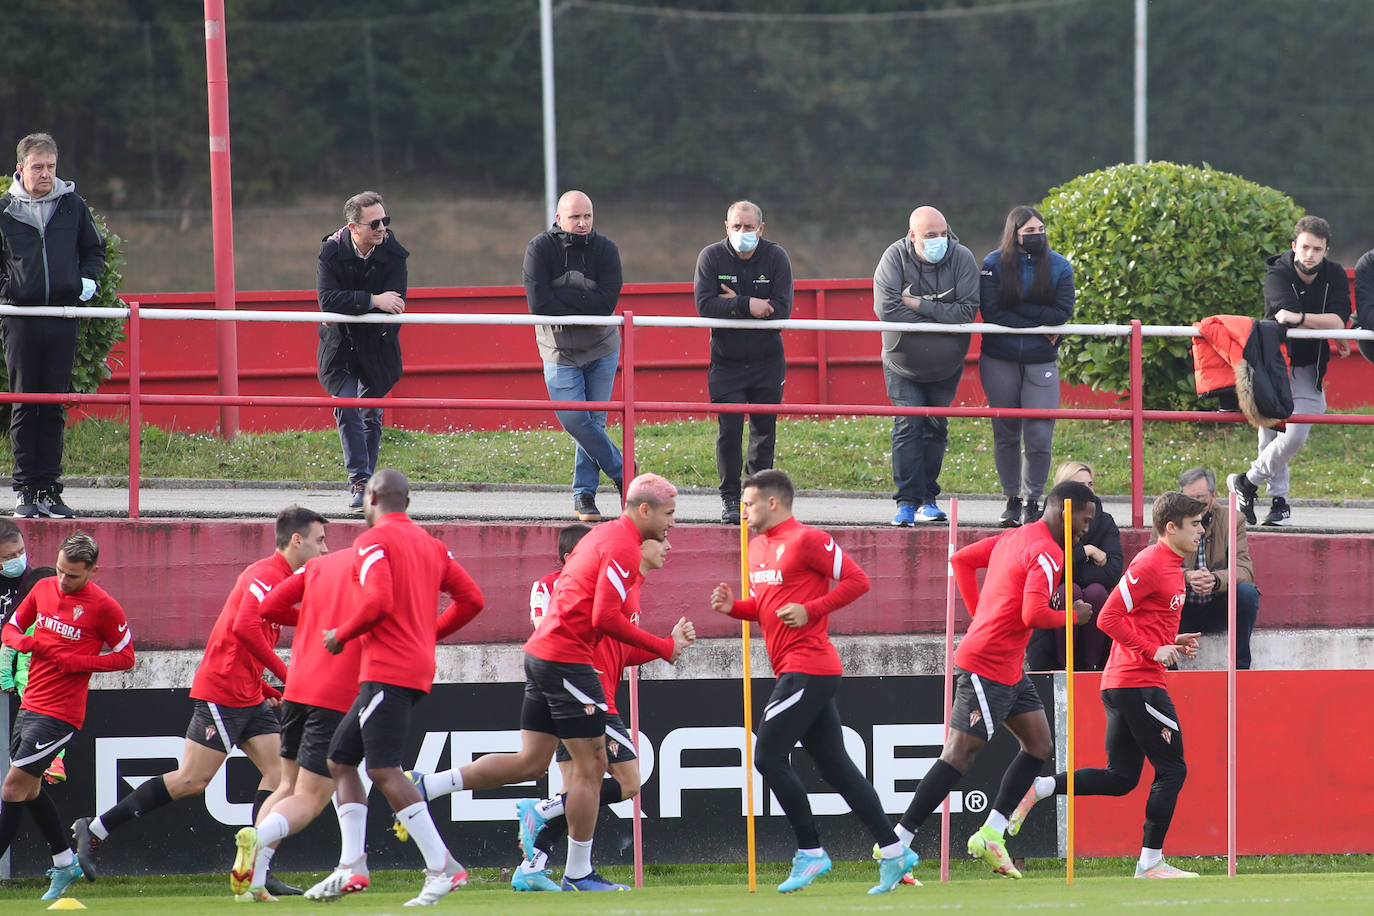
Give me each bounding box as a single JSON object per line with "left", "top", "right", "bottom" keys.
{"left": 0, "top": 173, "right": 126, "bottom": 397}
{"left": 1041, "top": 162, "right": 1303, "bottom": 410}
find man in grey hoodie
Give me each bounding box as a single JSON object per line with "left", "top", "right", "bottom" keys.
{"left": 873, "top": 207, "right": 978, "bottom": 526}
{"left": 0, "top": 134, "right": 105, "bottom": 519}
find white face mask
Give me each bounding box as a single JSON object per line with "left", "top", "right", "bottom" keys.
{"left": 1, "top": 551, "right": 27, "bottom": 579}
{"left": 729, "top": 230, "right": 759, "bottom": 254}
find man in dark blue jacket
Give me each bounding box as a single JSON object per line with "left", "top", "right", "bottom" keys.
{"left": 0, "top": 133, "right": 105, "bottom": 519}
{"left": 523, "top": 190, "right": 625, "bottom": 523}
{"left": 317, "top": 191, "right": 408, "bottom": 511}
{"left": 694, "top": 201, "right": 793, "bottom": 523}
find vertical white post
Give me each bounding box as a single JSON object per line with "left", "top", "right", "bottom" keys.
{"left": 541, "top": 0, "right": 558, "bottom": 222}
{"left": 1134, "top": 0, "right": 1147, "bottom": 164}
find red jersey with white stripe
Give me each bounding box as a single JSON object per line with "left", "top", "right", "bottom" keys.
{"left": 525, "top": 515, "right": 674, "bottom": 666}
{"left": 952, "top": 521, "right": 1068, "bottom": 685}
{"left": 727, "top": 516, "right": 870, "bottom": 676}
{"left": 334, "top": 512, "right": 485, "bottom": 693}
{"left": 260, "top": 550, "right": 363, "bottom": 713}
{"left": 594, "top": 587, "right": 658, "bottom": 715}
{"left": 191, "top": 553, "right": 292, "bottom": 707}
{"left": 1098, "top": 540, "right": 1188, "bottom": 690}
{"left": 1, "top": 578, "right": 133, "bottom": 729}
{"left": 530, "top": 570, "right": 559, "bottom": 628}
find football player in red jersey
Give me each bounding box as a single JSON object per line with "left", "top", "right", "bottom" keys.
{"left": 71, "top": 506, "right": 327, "bottom": 897}
{"left": 709, "top": 469, "right": 917, "bottom": 896}
{"left": 530, "top": 524, "right": 591, "bottom": 628}
{"left": 892, "top": 479, "right": 1096, "bottom": 879}
{"left": 1, "top": 532, "right": 133, "bottom": 900}
{"left": 320, "top": 469, "right": 485, "bottom": 907}
{"left": 1007, "top": 491, "right": 1207, "bottom": 879}
{"left": 414, "top": 473, "right": 692, "bottom": 892}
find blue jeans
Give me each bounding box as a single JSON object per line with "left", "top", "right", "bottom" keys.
{"left": 884, "top": 364, "right": 962, "bottom": 506}
{"left": 543, "top": 350, "right": 623, "bottom": 497}
{"left": 1179, "top": 582, "right": 1260, "bottom": 669}
{"left": 332, "top": 375, "right": 382, "bottom": 485}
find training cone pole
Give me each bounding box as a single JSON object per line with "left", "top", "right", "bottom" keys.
{"left": 740, "top": 511, "right": 758, "bottom": 892}
{"left": 1227, "top": 490, "right": 1238, "bottom": 878}
{"left": 1064, "top": 498, "right": 1075, "bottom": 885}
{"left": 939, "top": 498, "right": 959, "bottom": 883}
{"left": 628, "top": 663, "right": 644, "bottom": 888}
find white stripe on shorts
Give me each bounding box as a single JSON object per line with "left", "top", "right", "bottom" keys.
{"left": 763, "top": 687, "right": 806, "bottom": 722}
{"left": 605, "top": 722, "right": 635, "bottom": 751}
{"left": 1143, "top": 701, "right": 1179, "bottom": 732}
{"left": 562, "top": 678, "right": 608, "bottom": 712}
{"left": 969, "top": 673, "right": 996, "bottom": 740}
{"left": 12, "top": 730, "right": 74, "bottom": 769}
{"left": 358, "top": 689, "right": 386, "bottom": 728}
{"left": 207, "top": 702, "right": 234, "bottom": 752}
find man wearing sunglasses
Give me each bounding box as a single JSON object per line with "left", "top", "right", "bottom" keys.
{"left": 316, "top": 191, "right": 408, "bottom": 511}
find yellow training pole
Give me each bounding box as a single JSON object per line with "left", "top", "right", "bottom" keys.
{"left": 1063, "top": 498, "right": 1075, "bottom": 885}
{"left": 740, "top": 512, "right": 757, "bottom": 892}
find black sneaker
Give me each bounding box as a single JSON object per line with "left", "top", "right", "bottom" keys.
{"left": 1022, "top": 499, "right": 1043, "bottom": 525}
{"left": 574, "top": 493, "right": 602, "bottom": 522}
{"left": 722, "top": 498, "right": 741, "bottom": 525}
{"left": 265, "top": 871, "right": 303, "bottom": 896}
{"left": 1226, "top": 472, "right": 1258, "bottom": 526}
{"left": 1261, "top": 496, "right": 1291, "bottom": 526}
{"left": 71, "top": 817, "right": 99, "bottom": 881}
{"left": 999, "top": 496, "right": 1023, "bottom": 528}
{"left": 348, "top": 480, "right": 366, "bottom": 511}
{"left": 14, "top": 489, "right": 39, "bottom": 519}
{"left": 34, "top": 488, "right": 75, "bottom": 519}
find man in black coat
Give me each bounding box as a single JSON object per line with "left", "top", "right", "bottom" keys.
{"left": 0, "top": 133, "right": 105, "bottom": 519}
{"left": 317, "top": 191, "right": 408, "bottom": 511}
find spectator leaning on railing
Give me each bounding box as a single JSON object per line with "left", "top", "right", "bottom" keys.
{"left": 524, "top": 190, "right": 626, "bottom": 524}
{"left": 0, "top": 133, "right": 105, "bottom": 520}
{"left": 873, "top": 205, "right": 978, "bottom": 527}
{"left": 1353, "top": 246, "right": 1374, "bottom": 363}
{"left": 978, "top": 205, "right": 1075, "bottom": 529}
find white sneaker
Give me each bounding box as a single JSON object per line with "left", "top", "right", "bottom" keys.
{"left": 303, "top": 859, "right": 370, "bottom": 901}
{"left": 404, "top": 854, "right": 468, "bottom": 906}
{"left": 1135, "top": 859, "right": 1199, "bottom": 878}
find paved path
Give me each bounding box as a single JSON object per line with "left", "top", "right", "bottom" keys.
{"left": 52, "top": 479, "right": 1374, "bottom": 533}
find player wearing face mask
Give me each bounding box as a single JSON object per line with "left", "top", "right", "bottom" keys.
{"left": 693, "top": 200, "right": 795, "bottom": 524}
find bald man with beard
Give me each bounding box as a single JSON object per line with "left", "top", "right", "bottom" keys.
{"left": 523, "top": 191, "right": 626, "bottom": 524}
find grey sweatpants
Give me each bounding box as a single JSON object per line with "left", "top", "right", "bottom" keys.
{"left": 979, "top": 353, "right": 1059, "bottom": 502}
{"left": 1248, "top": 362, "right": 1323, "bottom": 498}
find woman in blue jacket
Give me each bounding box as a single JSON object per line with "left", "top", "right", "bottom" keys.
{"left": 978, "top": 206, "right": 1075, "bottom": 526}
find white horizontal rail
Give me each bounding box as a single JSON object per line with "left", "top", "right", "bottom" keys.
{"left": 0, "top": 303, "right": 1366, "bottom": 339}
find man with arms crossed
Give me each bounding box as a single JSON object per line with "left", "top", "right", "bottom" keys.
{"left": 710, "top": 469, "right": 918, "bottom": 896}
{"left": 408, "top": 473, "right": 691, "bottom": 891}
{"left": 1009, "top": 491, "right": 1206, "bottom": 878}
{"left": 892, "top": 480, "right": 1095, "bottom": 878}
{"left": 226, "top": 546, "right": 364, "bottom": 902}
{"left": 73, "top": 507, "right": 327, "bottom": 895}
{"left": 0, "top": 533, "right": 132, "bottom": 900}
{"left": 320, "top": 469, "right": 485, "bottom": 907}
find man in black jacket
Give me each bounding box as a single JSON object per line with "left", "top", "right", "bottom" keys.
{"left": 0, "top": 134, "right": 105, "bottom": 519}
{"left": 523, "top": 190, "right": 625, "bottom": 523}
{"left": 694, "top": 201, "right": 794, "bottom": 523}
{"left": 317, "top": 191, "right": 407, "bottom": 511}
{"left": 1227, "top": 216, "right": 1349, "bottom": 526}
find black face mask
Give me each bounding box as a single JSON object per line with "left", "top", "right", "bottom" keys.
{"left": 1199, "top": 511, "right": 1213, "bottom": 531}
{"left": 1296, "top": 256, "right": 1322, "bottom": 275}
{"left": 1020, "top": 233, "right": 1047, "bottom": 256}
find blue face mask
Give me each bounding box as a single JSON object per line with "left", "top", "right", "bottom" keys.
{"left": 1, "top": 551, "right": 26, "bottom": 579}
{"left": 922, "top": 236, "right": 948, "bottom": 262}
{"left": 729, "top": 230, "right": 759, "bottom": 254}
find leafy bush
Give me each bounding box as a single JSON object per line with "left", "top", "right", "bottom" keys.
{"left": 0, "top": 173, "right": 127, "bottom": 397}
{"left": 1040, "top": 162, "right": 1303, "bottom": 410}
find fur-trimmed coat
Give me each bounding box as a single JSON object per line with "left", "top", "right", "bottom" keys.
{"left": 1192, "top": 315, "right": 1293, "bottom": 428}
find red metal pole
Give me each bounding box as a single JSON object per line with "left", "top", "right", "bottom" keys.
{"left": 1227, "top": 489, "right": 1237, "bottom": 877}
{"left": 939, "top": 497, "right": 957, "bottom": 882}
{"left": 127, "top": 302, "right": 141, "bottom": 519}
{"left": 205, "top": 0, "right": 240, "bottom": 438}
{"left": 621, "top": 310, "right": 642, "bottom": 889}
{"left": 815, "top": 289, "right": 829, "bottom": 404}
{"left": 1129, "top": 320, "right": 1144, "bottom": 529}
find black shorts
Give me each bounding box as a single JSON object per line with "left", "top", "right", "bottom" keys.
{"left": 554, "top": 712, "right": 638, "bottom": 764}
{"left": 279, "top": 700, "right": 345, "bottom": 778}
{"left": 185, "top": 699, "right": 281, "bottom": 753}
{"left": 328, "top": 681, "right": 425, "bottom": 770}
{"left": 9, "top": 709, "right": 77, "bottom": 777}
{"left": 948, "top": 667, "right": 1045, "bottom": 741}
{"left": 520, "top": 653, "right": 606, "bottom": 740}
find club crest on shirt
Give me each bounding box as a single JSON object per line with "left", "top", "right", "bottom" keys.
{"left": 1161, "top": 728, "right": 1173, "bottom": 744}
{"left": 1170, "top": 593, "right": 1185, "bottom": 611}
{"left": 969, "top": 710, "right": 982, "bottom": 729}
{"left": 72, "top": 605, "right": 84, "bottom": 621}
{"left": 775, "top": 544, "right": 786, "bottom": 561}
